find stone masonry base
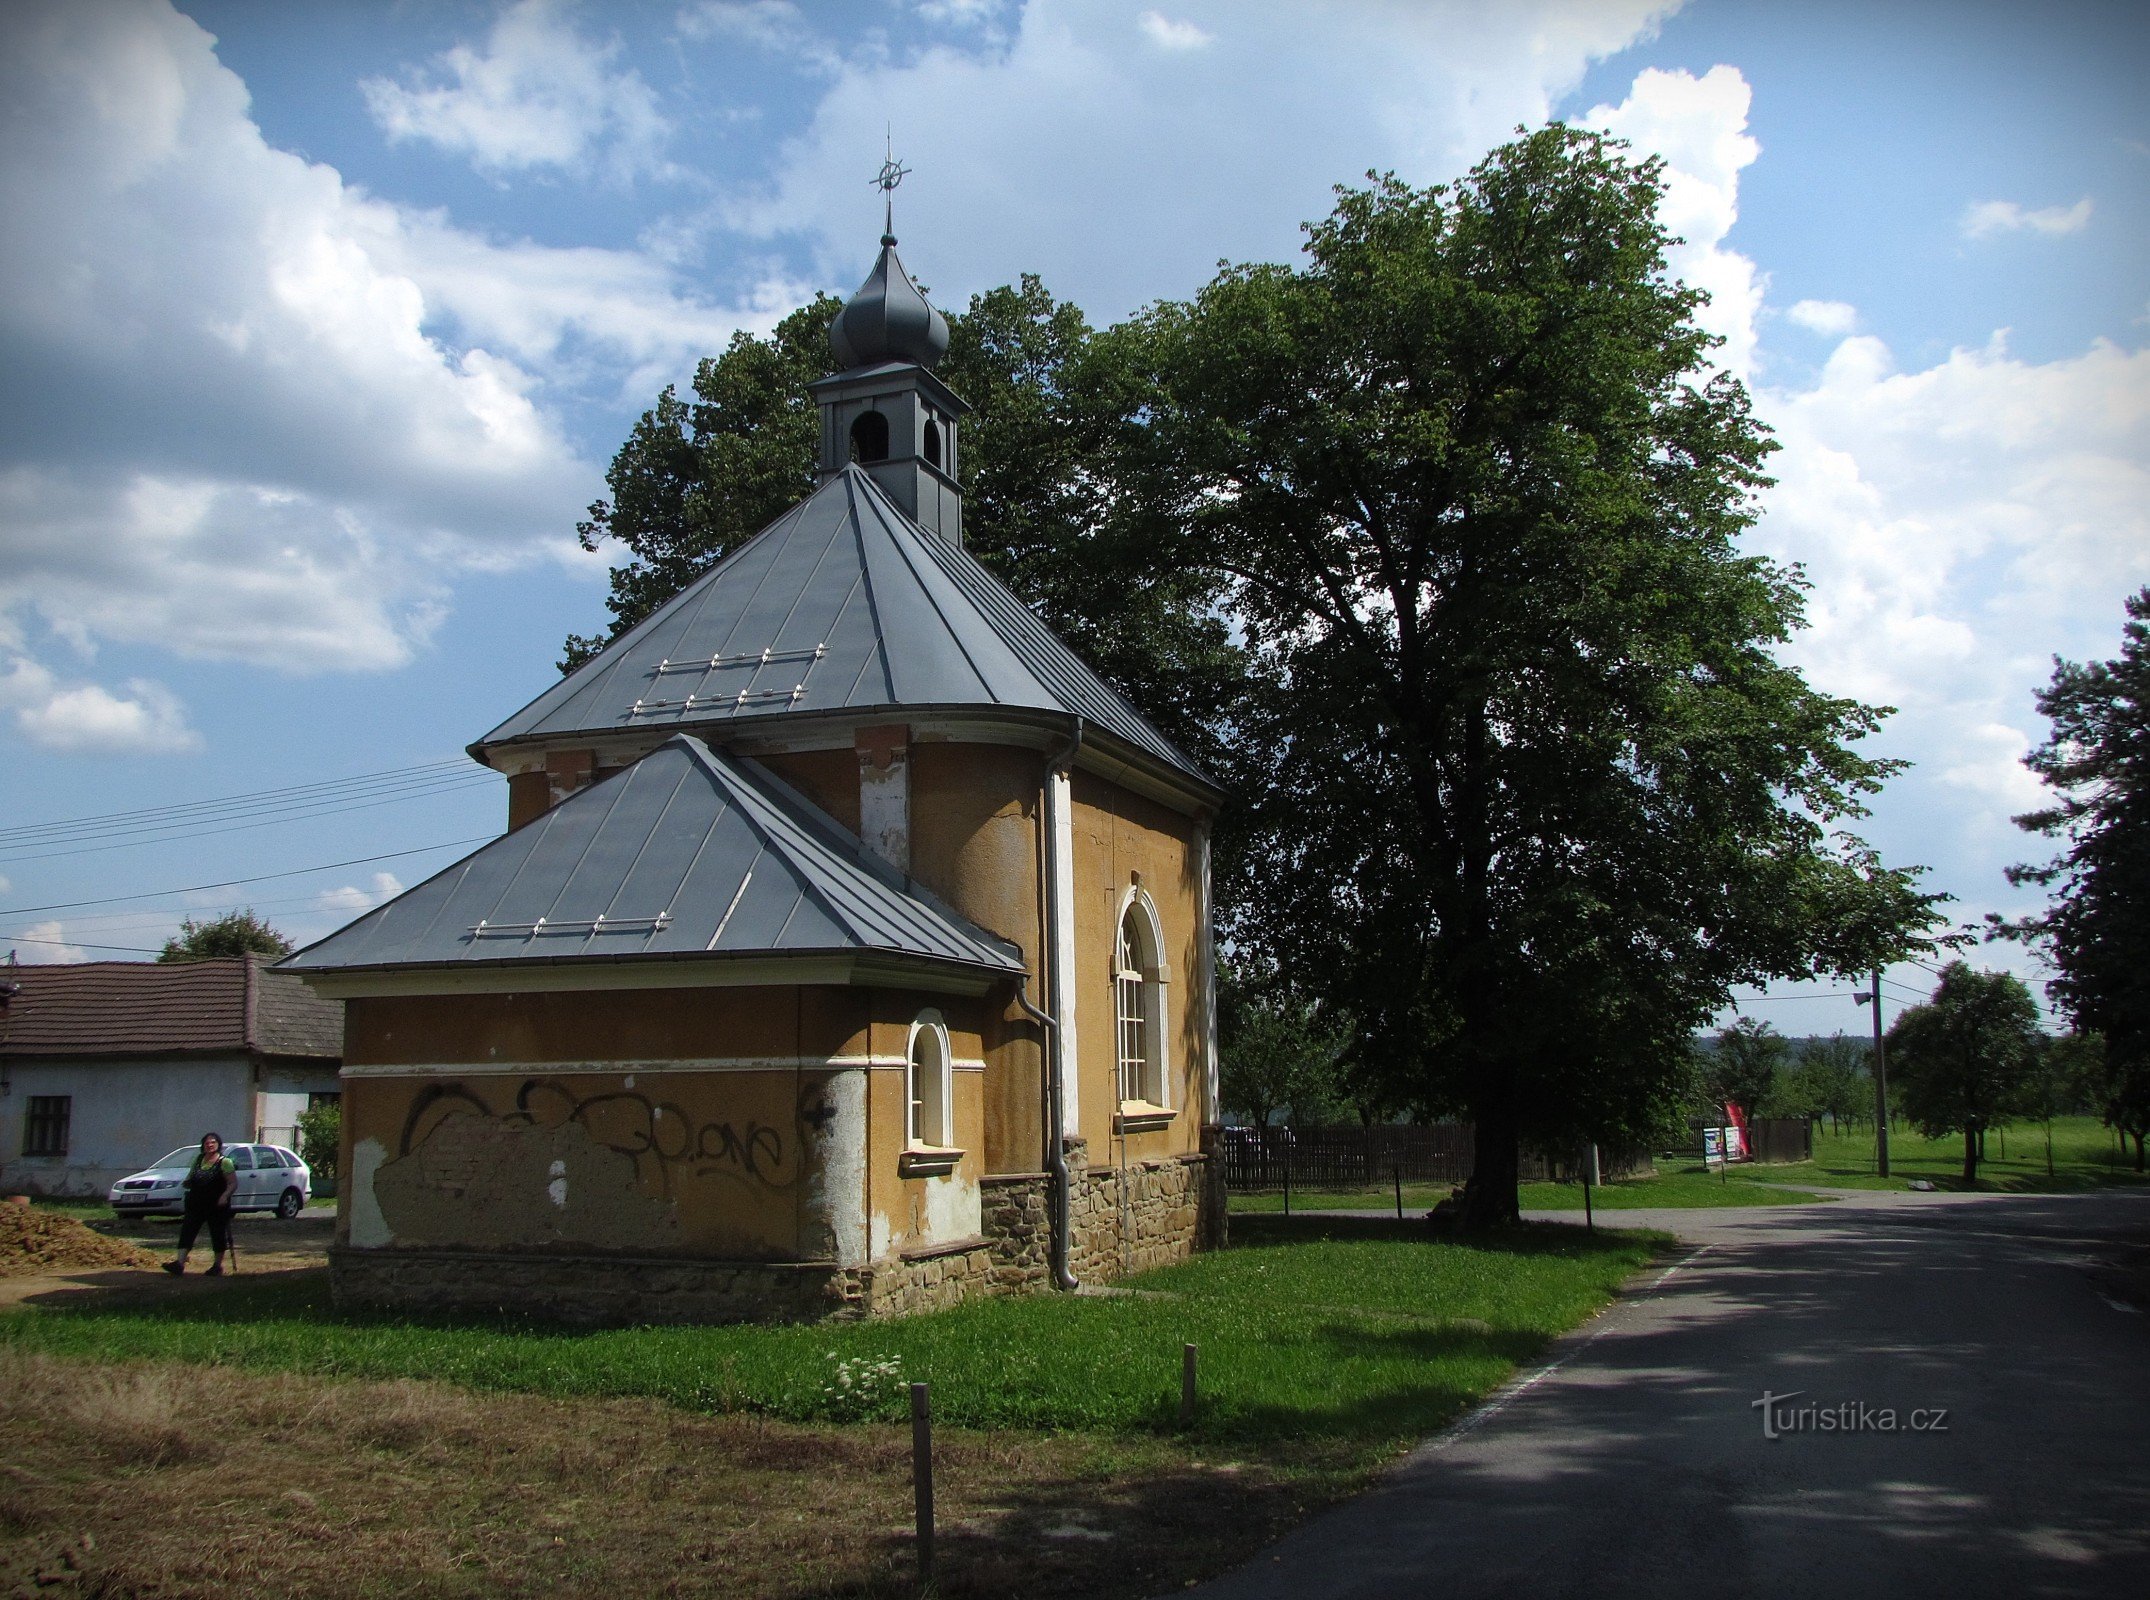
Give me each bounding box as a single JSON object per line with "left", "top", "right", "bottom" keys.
{"left": 332, "top": 1138, "right": 1224, "bottom": 1327}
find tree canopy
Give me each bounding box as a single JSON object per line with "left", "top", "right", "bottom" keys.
{"left": 1138, "top": 130, "right": 1948, "bottom": 1223}
{"left": 561, "top": 126, "right": 1950, "bottom": 1229}
{"left": 1886, "top": 962, "right": 2042, "bottom": 1184}
{"left": 158, "top": 909, "right": 291, "bottom": 963}
{"left": 1991, "top": 586, "right": 2150, "bottom": 1167}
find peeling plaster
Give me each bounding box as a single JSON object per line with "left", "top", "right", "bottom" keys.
{"left": 802, "top": 1071, "right": 867, "bottom": 1267}
{"left": 373, "top": 1114, "right": 680, "bottom": 1252}
{"left": 347, "top": 1136, "right": 391, "bottom": 1248}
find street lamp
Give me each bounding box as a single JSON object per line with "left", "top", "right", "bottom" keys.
{"left": 1854, "top": 970, "right": 1890, "bottom": 1178}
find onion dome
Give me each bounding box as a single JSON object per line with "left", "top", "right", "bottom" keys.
{"left": 828, "top": 235, "right": 950, "bottom": 371}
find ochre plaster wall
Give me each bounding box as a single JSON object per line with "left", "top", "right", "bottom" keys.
{"left": 909, "top": 742, "right": 1050, "bottom": 1179}
{"left": 861, "top": 998, "right": 987, "bottom": 1263}
{"left": 1068, "top": 771, "right": 1205, "bottom": 1162}
{"left": 339, "top": 986, "right": 877, "bottom": 1264}
{"left": 754, "top": 748, "right": 862, "bottom": 836}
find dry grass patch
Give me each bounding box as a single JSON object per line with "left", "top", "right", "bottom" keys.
{"left": 0, "top": 1348, "right": 1321, "bottom": 1598}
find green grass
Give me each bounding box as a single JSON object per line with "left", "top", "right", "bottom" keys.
{"left": 1232, "top": 1168, "right": 1824, "bottom": 1214}
{"left": 1229, "top": 1116, "right": 2148, "bottom": 1215}
{"left": 0, "top": 1216, "right": 1665, "bottom": 1459}
{"left": 1768, "top": 1114, "right": 2150, "bottom": 1194}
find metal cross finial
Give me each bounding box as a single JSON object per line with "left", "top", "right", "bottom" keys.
{"left": 872, "top": 131, "right": 910, "bottom": 241}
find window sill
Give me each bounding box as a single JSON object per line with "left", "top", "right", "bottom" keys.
{"left": 1114, "top": 1104, "right": 1176, "bottom": 1135}
{"left": 899, "top": 1146, "right": 965, "bottom": 1178}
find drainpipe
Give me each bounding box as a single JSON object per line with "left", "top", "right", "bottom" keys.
{"left": 1028, "top": 714, "right": 1085, "bottom": 1292}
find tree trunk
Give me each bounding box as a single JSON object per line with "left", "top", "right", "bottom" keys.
{"left": 1963, "top": 1124, "right": 1978, "bottom": 1186}
{"left": 1459, "top": 1106, "right": 1522, "bottom": 1229}
{"left": 2134, "top": 1131, "right": 2145, "bottom": 1173}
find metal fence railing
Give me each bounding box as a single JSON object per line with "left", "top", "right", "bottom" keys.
{"left": 1219, "top": 1124, "right": 1654, "bottom": 1194}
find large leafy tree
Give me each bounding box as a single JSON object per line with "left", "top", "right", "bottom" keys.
{"left": 562, "top": 277, "right": 1243, "bottom": 770}
{"left": 1709, "top": 1018, "right": 1789, "bottom": 1117}
{"left": 1886, "top": 963, "right": 2042, "bottom": 1184}
{"left": 1217, "top": 961, "right": 1354, "bottom": 1128}
{"left": 1140, "top": 130, "right": 1947, "bottom": 1226}
{"left": 1991, "top": 587, "right": 2150, "bottom": 1169}
{"left": 159, "top": 909, "right": 291, "bottom": 962}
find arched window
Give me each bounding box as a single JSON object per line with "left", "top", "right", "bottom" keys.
{"left": 922, "top": 417, "right": 943, "bottom": 471}
{"left": 907, "top": 1009, "right": 952, "bottom": 1148}
{"left": 1114, "top": 891, "right": 1170, "bottom": 1107}
{"left": 850, "top": 409, "right": 890, "bottom": 464}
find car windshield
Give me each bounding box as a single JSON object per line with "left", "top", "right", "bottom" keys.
{"left": 151, "top": 1148, "right": 201, "bottom": 1169}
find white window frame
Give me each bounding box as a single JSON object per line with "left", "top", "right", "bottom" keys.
{"left": 905, "top": 1009, "right": 954, "bottom": 1150}
{"left": 1113, "top": 888, "right": 1172, "bottom": 1110}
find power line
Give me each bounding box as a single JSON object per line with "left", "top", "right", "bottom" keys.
{"left": 4, "top": 934, "right": 164, "bottom": 956}
{"left": 0, "top": 777, "right": 498, "bottom": 866}
{"left": 0, "top": 758, "right": 475, "bottom": 842}
{"left": 0, "top": 836, "right": 494, "bottom": 919}
{"left": 0, "top": 761, "right": 485, "bottom": 851}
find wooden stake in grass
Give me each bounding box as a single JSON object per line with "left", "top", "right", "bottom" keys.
{"left": 910, "top": 1381, "right": 934, "bottom": 1589}
{"left": 1180, "top": 1343, "right": 1198, "bottom": 1428}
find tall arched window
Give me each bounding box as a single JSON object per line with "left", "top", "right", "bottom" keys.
{"left": 1114, "top": 891, "right": 1170, "bottom": 1107}
{"left": 922, "top": 417, "right": 944, "bottom": 471}
{"left": 850, "top": 409, "right": 890, "bottom": 464}
{"left": 907, "top": 1009, "right": 952, "bottom": 1148}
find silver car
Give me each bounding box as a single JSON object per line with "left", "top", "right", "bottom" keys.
{"left": 108, "top": 1143, "right": 313, "bottom": 1220}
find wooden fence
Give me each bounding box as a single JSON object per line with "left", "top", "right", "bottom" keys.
{"left": 1219, "top": 1124, "right": 1653, "bottom": 1192}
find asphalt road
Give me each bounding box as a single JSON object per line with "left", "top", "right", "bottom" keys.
{"left": 1187, "top": 1188, "right": 2150, "bottom": 1600}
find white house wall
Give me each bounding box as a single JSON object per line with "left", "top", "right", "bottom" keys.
{"left": 0, "top": 1055, "right": 254, "bottom": 1196}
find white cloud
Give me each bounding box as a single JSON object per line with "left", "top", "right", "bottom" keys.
{"left": 313, "top": 872, "right": 405, "bottom": 917}
{"left": 723, "top": 0, "right": 1676, "bottom": 323}
{"left": 1585, "top": 63, "right": 2149, "bottom": 939}
{"left": 1138, "top": 11, "right": 1213, "bottom": 50}
{"left": 1586, "top": 65, "right": 1763, "bottom": 377}
{"left": 677, "top": 1, "right": 845, "bottom": 73}
{"left": 0, "top": 0, "right": 771, "bottom": 700}
{"left": 362, "top": 0, "right": 669, "bottom": 178}
{"left": 1960, "top": 197, "right": 2094, "bottom": 240}
{"left": 916, "top": 0, "right": 1005, "bottom": 24}
{"left": 1787, "top": 298, "right": 1858, "bottom": 336}
{"left": 1, "top": 656, "right": 200, "bottom": 754}
{"left": 8, "top": 921, "right": 91, "bottom": 964}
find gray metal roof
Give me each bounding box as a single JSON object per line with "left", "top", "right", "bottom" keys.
{"left": 477, "top": 466, "right": 1209, "bottom": 786}
{"left": 280, "top": 735, "right": 1024, "bottom": 980}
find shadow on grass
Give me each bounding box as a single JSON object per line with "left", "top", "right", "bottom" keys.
{"left": 1229, "top": 1212, "right": 1673, "bottom": 1258}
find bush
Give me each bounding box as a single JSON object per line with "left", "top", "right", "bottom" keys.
{"left": 296, "top": 1103, "right": 340, "bottom": 1183}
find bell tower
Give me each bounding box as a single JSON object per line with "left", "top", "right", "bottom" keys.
{"left": 809, "top": 152, "right": 968, "bottom": 544}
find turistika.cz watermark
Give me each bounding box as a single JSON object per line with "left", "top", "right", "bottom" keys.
{"left": 1751, "top": 1390, "right": 1950, "bottom": 1440}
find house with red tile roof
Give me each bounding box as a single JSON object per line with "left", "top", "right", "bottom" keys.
{"left": 0, "top": 956, "right": 342, "bottom": 1197}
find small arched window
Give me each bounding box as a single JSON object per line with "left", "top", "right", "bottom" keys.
{"left": 850, "top": 409, "right": 890, "bottom": 464}
{"left": 1114, "top": 892, "right": 1170, "bottom": 1107}
{"left": 922, "top": 417, "right": 944, "bottom": 471}
{"left": 907, "top": 1009, "right": 952, "bottom": 1148}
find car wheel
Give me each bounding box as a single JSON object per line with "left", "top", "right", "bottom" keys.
{"left": 276, "top": 1188, "right": 304, "bottom": 1219}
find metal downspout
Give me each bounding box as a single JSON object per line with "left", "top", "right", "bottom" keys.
{"left": 1033, "top": 715, "right": 1084, "bottom": 1291}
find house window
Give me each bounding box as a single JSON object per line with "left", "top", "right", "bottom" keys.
{"left": 907, "top": 1009, "right": 952, "bottom": 1148}
{"left": 22, "top": 1095, "right": 70, "bottom": 1157}
{"left": 1114, "top": 892, "right": 1170, "bottom": 1107}
{"left": 850, "top": 409, "right": 890, "bottom": 464}
{"left": 922, "top": 417, "right": 943, "bottom": 470}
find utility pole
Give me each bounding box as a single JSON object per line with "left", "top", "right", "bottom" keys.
{"left": 1856, "top": 968, "right": 1890, "bottom": 1178}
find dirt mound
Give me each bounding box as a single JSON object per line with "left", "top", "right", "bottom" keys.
{"left": 0, "top": 1203, "right": 159, "bottom": 1277}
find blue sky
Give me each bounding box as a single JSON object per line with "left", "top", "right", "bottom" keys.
{"left": 2, "top": 0, "right": 2144, "bottom": 1041}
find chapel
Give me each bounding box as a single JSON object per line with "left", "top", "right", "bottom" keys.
{"left": 283, "top": 215, "right": 1226, "bottom": 1324}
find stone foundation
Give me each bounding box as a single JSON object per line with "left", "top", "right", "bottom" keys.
{"left": 979, "top": 1138, "right": 1224, "bottom": 1292}
{"left": 332, "top": 1138, "right": 1223, "bottom": 1325}
{"left": 330, "top": 1235, "right": 993, "bottom": 1328}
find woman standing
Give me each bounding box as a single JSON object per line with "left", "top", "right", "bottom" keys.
{"left": 162, "top": 1132, "right": 236, "bottom": 1276}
